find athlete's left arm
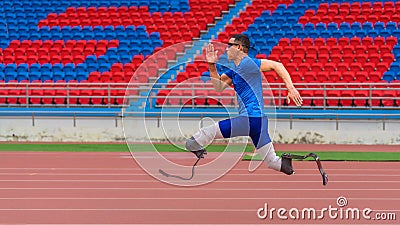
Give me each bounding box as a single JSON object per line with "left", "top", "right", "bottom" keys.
{"left": 259, "top": 59, "right": 303, "bottom": 106}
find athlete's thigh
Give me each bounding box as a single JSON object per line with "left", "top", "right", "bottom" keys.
{"left": 218, "top": 116, "right": 251, "bottom": 138}
{"left": 249, "top": 116, "right": 271, "bottom": 149}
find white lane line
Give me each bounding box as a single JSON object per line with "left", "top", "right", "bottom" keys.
{"left": 0, "top": 180, "right": 398, "bottom": 183}
{"left": 0, "top": 197, "right": 398, "bottom": 200}
{"left": 0, "top": 208, "right": 398, "bottom": 212}
{"left": 0, "top": 168, "right": 398, "bottom": 171}
{"left": 0, "top": 188, "right": 398, "bottom": 191}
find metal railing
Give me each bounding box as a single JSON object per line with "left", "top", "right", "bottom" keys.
{"left": 0, "top": 82, "right": 399, "bottom": 109}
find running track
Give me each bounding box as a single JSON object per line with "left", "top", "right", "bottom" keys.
{"left": 0, "top": 152, "right": 399, "bottom": 224}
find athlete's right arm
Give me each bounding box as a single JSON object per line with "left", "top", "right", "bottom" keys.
{"left": 206, "top": 44, "right": 232, "bottom": 92}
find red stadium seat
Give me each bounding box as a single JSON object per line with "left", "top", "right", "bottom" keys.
{"left": 327, "top": 90, "right": 340, "bottom": 107}
{"left": 354, "top": 90, "right": 368, "bottom": 107}
{"left": 341, "top": 90, "right": 354, "bottom": 106}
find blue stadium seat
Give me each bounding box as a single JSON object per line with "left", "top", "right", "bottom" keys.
{"left": 266, "top": 38, "right": 278, "bottom": 47}
{"left": 130, "top": 46, "right": 141, "bottom": 55}
{"left": 97, "top": 56, "right": 109, "bottom": 65}
{"left": 363, "top": 22, "right": 373, "bottom": 31}
{"left": 99, "top": 63, "right": 110, "bottom": 73}
{"left": 252, "top": 31, "right": 263, "bottom": 40}
{"left": 136, "top": 25, "right": 147, "bottom": 33}
{"left": 85, "top": 55, "right": 97, "bottom": 65}
{"left": 29, "top": 64, "right": 41, "bottom": 73}
{"left": 351, "top": 22, "right": 361, "bottom": 31}
{"left": 149, "top": 32, "right": 160, "bottom": 40}
{"left": 75, "top": 64, "right": 87, "bottom": 73}
{"left": 87, "top": 63, "right": 98, "bottom": 72}
{"left": 76, "top": 71, "right": 87, "bottom": 82}
{"left": 292, "top": 24, "right": 303, "bottom": 32}
{"left": 151, "top": 39, "right": 163, "bottom": 48}
{"left": 261, "top": 11, "right": 271, "bottom": 18}
{"left": 17, "top": 64, "right": 29, "bottom": 73}
{"left": 51, "top": 32, "right": 62, "bottom": 41}
{"left": 94, "top": 32, "right": 105, "bottom": 40}
{"left": 285, "top": 30, "right": 297, "bottom": 39}
{"left": 381, "top": 30, "right": 391, "bottom": 37}
{"left": 304, "top": 23, "right": 314, "bottom": 32}
{"left": 64, "top": 72, "right": 76, "bottom": 82}
{"left": 374, "top": 22, "right": 385, "bottom": 32}
{"left": 332, "top": 30, "right": 343, "bottom": 38}
{"left": 40, "top": 71, "right": 52, "bottom": 82}
{"left": 355, "top": 30, "right": 366, "bottom": 38}
{"left": 5, "top": 64, "right": 17, "bottom": 73}
{"left": 316, "top": 23, "right": 326, "bottom": 32}
{"left": 393, "top": 30, "right": 400, "bottom": 39}
{"left": 141, "top": 39, "right": 152, "bottom": 47}
{"left": 247, "top": 24, "right": 257, "bottom": 33}
{"left": 141, "top": 46, "right": 154, "bottom": 57}
{"left": 287, "top": 16, "right": 298, "bottom": 24}
{"left": 327, "top": 22, "right": 338, "bottom": 31}
{"left": 382, "top": 71, "right": 394, "bottom": 82}
{"left": 120, "top": 55, "right": 132, "bottom": 64}
{"left": 254, "top": 38, "right": 266, "bottom": 46}
{"left": 29, "top": 71, "right": 41, "bottom": 82}
{"left": 264, "top": 16, "right": 274, "bottom": 25}
{"left": 270, "top": 24, "right": 280, "bottom": 32}
{"left": 84, "top": 32, "right": 95, "bottom": 39}
{"left": 343, "top": 30, "right": 354, "bottom": 38}
{"left": 107, "top": 48, "right": 118, "bottom": 56}
{"left": 386, "top": 22, "right": 397, "bottom": 32}
{"left": 367, "top": 30, "right": 378, "bottom": 38}
{"left": 5, "top": 71, "right": 17, "bottom": 82}
{"left": 390, "top": 62, "right": 400, "bottom": 74}
{"left": 309, "top": 30, "right": 320, "bottom": 39}
{"left": 320, "top": 30, "right": 331, "bottom": 39}
{"left": 63, "top": 64, "right": 75, "bottom": 73}
{"left": 0, "top": 33, "right": 8, "bottom": 41}
{"left": 40, "top": 64, "right": 52, "bottom": 73}
{"left": 108, "top": 55, "right": 120, "bottom": 64}
{"left": 17, "top": 72, "right": 29, "bottom": 82}
{"left": 53, "top": 71, "right": 65, "bottom": 82}
{"left": 258, "top": 24, "right": 269, "bottom": 33}
{"left": 274, "top": 30, "right": 285, "bottom": 40}
{"left": 297, "top": 30, "right": 308, "bottom": 39}
{"left": 340, "top": 22, "right": 351, "bottom": 31}
{"left": 275, "top": 16, "right": 286, "bottom": 25}
{"left": 253, "top": 17, "right": 264, "bottom": 26}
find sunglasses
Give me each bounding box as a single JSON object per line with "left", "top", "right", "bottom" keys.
{"left": 227, "top": 42, "right": 240, "bottom": 48}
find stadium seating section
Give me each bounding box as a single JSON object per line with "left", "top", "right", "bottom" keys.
{"left": 0, "top": 0, "right": 399, "bottom": 108}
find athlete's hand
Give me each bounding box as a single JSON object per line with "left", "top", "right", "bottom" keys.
{"left": 206, "top": 43, "right": 218, "bottom": 64}
{"left": 287, "top": 87, "right": 303, "bottom": 106}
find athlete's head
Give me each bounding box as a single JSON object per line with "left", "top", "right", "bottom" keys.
{"left": 227, "top": 34, "right": 251, "bottom": 60}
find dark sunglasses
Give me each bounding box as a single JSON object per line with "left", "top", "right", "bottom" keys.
{"left": 227, "top": 42, "right": 240, "bottom": 48}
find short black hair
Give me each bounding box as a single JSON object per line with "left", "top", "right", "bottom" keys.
{"left": 232, "top": 34, "right": 251, "bottom": 53}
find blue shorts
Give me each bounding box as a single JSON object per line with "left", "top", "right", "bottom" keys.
{"left": 218, "top": 116, "right": 271, "bottom": 149}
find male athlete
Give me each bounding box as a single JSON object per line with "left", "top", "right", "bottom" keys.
{"left": 185, "top": 34, "right": 303, "bottom": 175}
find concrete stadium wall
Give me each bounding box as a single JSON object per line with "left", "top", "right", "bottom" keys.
{"left": 1, "top": 116, "right": 400, "bottom": 144}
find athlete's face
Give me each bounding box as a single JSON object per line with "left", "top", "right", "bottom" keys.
{"left": 226, "top": 38, "right": 241, "bottom": 60}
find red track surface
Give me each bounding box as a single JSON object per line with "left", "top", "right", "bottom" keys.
{"left": 0, "top": 152, "right": 399, "bottom": 224}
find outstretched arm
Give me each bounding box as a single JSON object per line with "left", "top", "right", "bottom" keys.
{"left": 260, "top": 59, "right": 303, "bottom": 106}
{"left": 206, "top": 44, "right": 232, "bottom": 92}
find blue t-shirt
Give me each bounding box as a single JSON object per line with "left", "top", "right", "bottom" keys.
{"left": 224, "top": 57, "right": 264, "bottom": 117}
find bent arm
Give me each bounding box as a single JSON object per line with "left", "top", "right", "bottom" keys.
{"left": 260, "top": 59, "right": 295, "bottom": 89}
{"left": 208, "top": 63, "right": 232, "bottom": 92}
{"left": 260, "top": 59, "right": 303, "bottom": 106}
